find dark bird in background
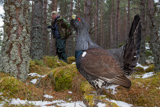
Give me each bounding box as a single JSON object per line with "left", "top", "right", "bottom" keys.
{"left": 70, "top": 14, "right": 141, "bottom": 95}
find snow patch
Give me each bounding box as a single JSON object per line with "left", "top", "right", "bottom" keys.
{"left": 9, "top": 98, "right": 86, "bottom": 107}
{"left": 106, "top": 98, "right": 133, "bottom": 107}
{"left": 97, "top": 102, "right": 106, "bottom": 107}
{"left": 68, "top": 91, "right": 72, "bottom": 94}
{"left": 136, "top": 63, "right": 149, "bottom": 70}
{"left": 105, "top": 85, "right": 119, "bottom": 94}
{"left": 28, "top": 73, "right": 46, "bottom": 78}
{"left": 72, "top": 62, "right": 76, "bottom": 64}
{"left": 142, "top": 72, "right": 154, "bottom": 78}
{"left": 43, "top": 94, "right": 53, "bottom": 99}
{"left": 30, "top": 79, "right": 37, "bottom": 84}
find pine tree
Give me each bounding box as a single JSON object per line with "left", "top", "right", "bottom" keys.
{"left": 2, "top": 0, "right": 30, "bottom": 81}
{"left": 30, "top": 0, "right": 43, "bottom": 60}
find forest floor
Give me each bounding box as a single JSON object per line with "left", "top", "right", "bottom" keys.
{"left": 0, "top": 56, "right": 159, "bottom": 107}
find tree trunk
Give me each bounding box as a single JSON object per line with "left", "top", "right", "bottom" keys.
{"left": 114, "top": 0, "right": 120, "bottom": 47}
{"left": 95, "top": 0, "right": 99, "bottom": 45}
{"left": 30, "top": 0, "right": 43, "bottom": 60}
{"left": 84, "top": 0, "right": 92, "bottom": 28}
{"left": 110, "top": 0, "right": 114, "bottom": 48}
{"left": 50, "top": 0, "right": 57, "bottom": 56}
{"left": 139, "top": 0, "right": 146, "bottom": 65}
{"left": 127, "top": 0, "right": 130, "bottom": 40}
{"left": 147, "top": 0, "right": 160, "bottom": 72}
{"left": 2, "top": 0, "right": 30, "bottom": 81}
{"left": 66, "top": 0, "right": 74, "bottom": 57}
{"left": 42, "top": 0, "right": 48, "bottom": 56}
{"left": 100, "top": 0, "right": 104, "bottom": 48}
{"left": 52, "top": 0, "right": 57, "bottom": 11}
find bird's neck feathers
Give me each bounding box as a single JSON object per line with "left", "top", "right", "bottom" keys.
{"left": 75, "top": 29, "right": 99, "bottom": 51}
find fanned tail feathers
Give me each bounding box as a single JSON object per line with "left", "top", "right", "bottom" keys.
{"left": 123, "top": 15, "right": 141, "bottom": 75}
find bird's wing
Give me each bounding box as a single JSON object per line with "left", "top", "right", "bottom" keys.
{"left": 123, "top": 15, "right": 141, "bottom": 75}
{"left": 80, "top": 48, "right": 131, "bottom": 88}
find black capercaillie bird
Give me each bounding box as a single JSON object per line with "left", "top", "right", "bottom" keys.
{"left": 70, "top": 15, "right": 141, "bottom": 95}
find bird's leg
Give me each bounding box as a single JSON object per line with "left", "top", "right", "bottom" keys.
{"left": 96, "top": 88, "right": 103, "bottom": 96}
{"left": 93, "top": 87, "right": 104, "bottom": 106}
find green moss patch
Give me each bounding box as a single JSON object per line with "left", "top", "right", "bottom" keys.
{"left": 47, "top": 64, "right": 94, "bottom": 93}
{"left": 67, "top": 56, "right": 76, "bottom": 64}
{"left": 0, "top": 75, "right": 42, "bottom": 101}
{"left": 43, "top": 56, "right": 67, "bottom": 68}
{"left": 29, "top": 60, "right": 50, "bottom": 75}
{"left": 84, "top": 94, "right": 119, "bottom": 107}
{"left": 145, "top": 64, "right": 155, "bottom": 72}
{"left": 135, "top": 66, "right": 145, "bottom": 74}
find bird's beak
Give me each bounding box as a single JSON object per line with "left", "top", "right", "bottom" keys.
{"left": 72, "top": 14, "right": 76, "bottom": 20}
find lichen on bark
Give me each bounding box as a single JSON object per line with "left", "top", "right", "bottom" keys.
{"left": 1, "top": 0, "right": 30, "bottom": 81}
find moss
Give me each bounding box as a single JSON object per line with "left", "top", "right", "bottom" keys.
{"left": 84, "top": 94, "right": 119, "bottom": 107}
{"left": 67, "top": 56, "right": 76, "bottom": 64}
{"left": 145, "top": 64, "right": 155, "bottom": 72}
{"left": 80, "top": 81, "right": 93, "bottom": 94}
{"left": 84, "top": 94, "right": 95, "bottom": 107}
{"left": 0, "top": 76, "right": 42, "bottom": 100}
{"left": 135, "top": 66, "right": 145, "bottom": 74}
{"left": 29, "top": 60, "right": 50, "bottom": 75}
{"left": 33, "top": 59, "right": 44, "bottom": 66}
{"left": 47, "top": 64, "right": 94, "bottom": 93}
{"left": 49, "top": 65, "right": 76, "bottom": 91}
{"left": 0, "top": 77, "right": 24, "bottom": 96}
{"left": 43, "top": 56, "right": 67, "bottom": 68}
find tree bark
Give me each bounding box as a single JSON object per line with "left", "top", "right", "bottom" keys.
{"left": 42, "top": 0, "right": 48, "bottom": 56}
{"left": 110, "top": 0, "right": 114, "bottom": 48}
{"left": 147, "top": 0, "right": 160, "bottom": 72}
{"left": 127, "top": 0, "right": 130, "bottom": 40}
{"left": 2, "top": 0, "right": 30, "bottom": 81}
{"left": 84, "top": 0, "right": 92, "bottom": 28}
{"left": 66, "top": 0, "right": 74, "bottom": 57}
{"left": 95, "top": 0, "right": 99, "bottom": 45}
{"left": 100, "top": 0, "right": 104, "bottom": 48}
{"left": 114, "top": 0, "right": 120, "bottom": 47}
{"left": 50, "top": 0, "right": 57, "bottom": 56}
{"left": 139, "top": 0, "right": 146, "bottom": 65}
{"left": 30, "top": 0, "right": 43, "bottom": 60}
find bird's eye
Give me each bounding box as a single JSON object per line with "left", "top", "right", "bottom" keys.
{"left": 77, "top": 18, "right": 81, "bottom": 22}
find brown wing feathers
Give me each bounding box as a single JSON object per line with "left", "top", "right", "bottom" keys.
{"left": 81, "top": 48, "right": 131, "bottom": 88}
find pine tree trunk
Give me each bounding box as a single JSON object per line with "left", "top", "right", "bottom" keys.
{"left": 95, "top": 0, "right": 99, "bottom": 45}
{"left": 2, "top": 0, "right": 30, "bottom": 81}
{"left": 50, "top": 0, "right": 57, "bottom": 56}
{"left": 100, "top": 0, "right": 104, "bottom": 48}
{"left": 148, "top": 0, "right": 160, "bottom": 72}
{"left": 84, "top": 0, "right": 92, "bottom": 28}
{"left": 139, "top": 0, "right": 146, "bottom": 65}
{"left": 114, "top": 0, "right": 120, "bottom": 47}
{"left": 110, "top": 0, "right": 114, "bottom": 48}
{"left": 66, "top": 0, "right": 74, "bottom": 57}
{"left": 30, "top": 0, "right": 43, "bottom": 60}
{"left": 127, "top": 0, "right": 130, "bottom": 40}
{"left": 42, "top": 0, "right": 48, "bottom": 56}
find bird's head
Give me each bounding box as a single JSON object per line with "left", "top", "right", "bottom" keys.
{"left": 70, "top": 15, "right": 89, "bottom": 32}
